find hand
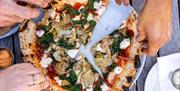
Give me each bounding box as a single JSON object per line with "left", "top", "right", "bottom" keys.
{"left": 0, "top": 0, "right": 51, "bottom": 27}
{"left": 0, "top": 63, "right": 49, "bottom": 91}
{"left": 115, "top": 0, "right": 129, "bottom": 5}
{"left": 137, "top": 0, "right": 172, "bottom": 56}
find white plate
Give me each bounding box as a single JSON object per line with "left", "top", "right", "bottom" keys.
{"left": 144, "top": 63, "right": 161, "bottom": 91}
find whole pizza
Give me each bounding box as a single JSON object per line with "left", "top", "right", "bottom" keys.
{"left": 19, "top": 0, "right": 142, "bottom": 91}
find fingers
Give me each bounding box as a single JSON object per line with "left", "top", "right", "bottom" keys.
{"left": 115, "top": 0, "right": 122, "bottom": 5}
{"left": 0, "top": 21, "right": 15, "bottom": 27}
{"left": 0, "top": 14, "right": 24, "bottom": 22}
{"left": 29, "top": 80, "right": 49, "bottom": 91}
{"left": 123, "top": 0, "right": 130, "bottom": 6}
{"left": 18, "top": 0, "right": 51, "bottom": 8}
{"left": 11, "top": 4, "right": 40, "bottom": 19}
{"left": 25, "top": 67, "right": 41, "bottom": 75}
{"left": 115, "top": 0, "right": 130, "bottom": 5}
{"left": 27, "top": 74, "right": 46, "bottom": 85}
{"left": 10, "top": 63, "right": 34, "bottom": 69}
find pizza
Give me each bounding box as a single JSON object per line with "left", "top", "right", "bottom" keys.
{"left": 19, "top": 0, "right": 142, "bottom": 91}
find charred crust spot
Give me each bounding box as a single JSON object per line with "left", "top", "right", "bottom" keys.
{"left": 29, "top": 43, "right": 32, "bottom": 47}
{"left": 134, "top": 55, "right": 141, "bottom": 69}
{"left": 30, "top": 54, "right": 34, "bottom": 58}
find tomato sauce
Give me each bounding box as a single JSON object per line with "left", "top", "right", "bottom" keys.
{"left": 73, "top": 3, "right": 85, "bottom": 10}
{"left": 47, "top": 65, "right": 56, "bottom": 79}
{"left": 127, "top": 29, "right": 134, "bottom": 37}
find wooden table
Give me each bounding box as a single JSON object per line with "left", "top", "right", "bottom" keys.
{"left": 0, "top": 0, "right": 179, "bottom": 91}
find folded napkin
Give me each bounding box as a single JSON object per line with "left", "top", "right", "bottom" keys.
{"left": 157, "top": 53, "right": 180, "bottom": 91}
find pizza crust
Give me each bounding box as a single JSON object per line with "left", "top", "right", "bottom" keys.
{"left": 19, "top": 21, "right": 41, "bottom": 68}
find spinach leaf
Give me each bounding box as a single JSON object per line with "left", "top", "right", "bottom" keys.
{"left": 42, "top": 22, "right": 52, "bottom": 31}
{"left": 86, "top": 0, "right": 100, "bottom": 10}
{"left": 108, "top": 62, "right": 116, "bottom": 72}
{"left": 56, "top": 39, "right": 75, "bottom": 49}
{"left": 72, "top": 19, "right": 88, "bottom": 28}
{"left": 59, "top": 70, "right": 77, "bottom": 85}
{"left": 64, "top": 5, "right": 80, "bottom": 15}
{"left": 89, "top": 20, "right": 96, "bottom": 31}
{"left": 110, "top": 36, "right": 123, "bottom": 55}
{"left": 62, "top": 84, "right": 82, "bottom": 91}
{"left": 38, "top": 32, "right": 54, "bottom": 48}
{"left": 93, "top": 78, "right": 103, "bottom": 91}
{"left": 110, "top": 29, "right": 119, "bottom": 36}
{"left": 80, "top": 8, "right": 89, "bottom": 19}
{"left": 65, "top": 60, "right": 76, "bottom": 71}
{"left": 67, "top": 70, "right": 77, "bottom": 84}
{"left": 58, "top": 74, "right": 67, "bottom": 80}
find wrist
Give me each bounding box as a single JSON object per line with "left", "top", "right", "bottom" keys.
{"left": 0, "top": 70, "right": 5, "bottom": 90}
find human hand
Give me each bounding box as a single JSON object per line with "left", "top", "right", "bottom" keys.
{"left": 0, "top": 63, "right": 49, "bottom": 91}
{"left": 0, "top": 0, "right": 51, "bottom": 27}
{"left": 137, "top": 0, "right": 172, "bottom": 56}
{"left": 115, "top": 0, "right": 129, "bottom": 5}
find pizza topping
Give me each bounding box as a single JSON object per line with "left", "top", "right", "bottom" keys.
{"left": 35, "top": 30, "right": 45, "bottom": 37}
{"left": 62, "top": 84, "right": 83, "bottom": 91}
{"left": 114, "top": 66, "right": 123, "bottom": 74}
{"left": 96, "top": 6, "right": 106, "bottom": 15}
{"left": 54, "top": 76, "right": 63, "bottom": 86}
{"left": 111, "top": 36, "right": 123, "bottom": 55}
{"left": 66, "top": 0, "right": 88, "bottom": 6}
{"left": 64, "top": 5, "right": 80, "bottom": 16}
{"left": 73, "top": 3, "right": 86, "bottom": 10}
{"left": 100, "top": 83, "right": 109, "bottom": 91}
{"left": 40, "top": 57, "right": 53, "bottom": 68}
{"left": 86, "top": 86, "right": 93, "bottom": 91}
{"left": 66, "top": 49, "right": 79, "bottom": 59}
{"left": 119, "top": 38, "right": 130, "bottom": 49}
{"left": 56, "top": 39, "right": 75, "bottom": 49}
{"left": 107, "top": 72, "right": 116, "bottom": 85}
{"left": 93, "top": 78, "right": 103, "bottom": 91}
{"left": 47, "top": 65, "right": 56, "bottom": 78}
{"left": 93, "top": 1, "right": 102, "bottom": 10}
{"left": 72, "top": 15, "right": 81, "bottom": 21}
{"left": 96, "top": 43, "right": 104, "bottom": 52}
{"left": 53, "top": 51, "right": 62, "bottom": 61}
{"left": 48, "top": 9, "right": 57, "bottom": 19}
{"left": 38, "top": 32, "right": 54, "bottom": 48}
{"left": 87, "top": 13, "right": 94, "bottom": 21}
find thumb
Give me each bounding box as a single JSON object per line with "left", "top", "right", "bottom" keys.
{"left": 137, "top": 25, "right": 146, "bottom": 42}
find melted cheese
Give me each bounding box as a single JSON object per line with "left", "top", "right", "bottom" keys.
{"left": 65, "top": 0, "right": 88, "bottom": 6}
{"left": 66, "top": 49, "right": 79, "bottom": 58}
{"left": 40, "top": 57, "right": 53, "bottom": 68}
{"left": 36, "top": 30, "right": 44, "bottom": 37}
{"left": 100, "top": 83, "right": 109, "bottom": 91}
{"left": 119, "top": 38, "right": 130, "bottom": 49}
{"left": 114, "top": 67, "right": 123, "bottom": 74}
